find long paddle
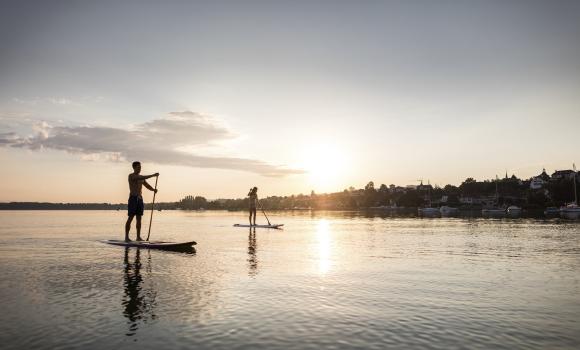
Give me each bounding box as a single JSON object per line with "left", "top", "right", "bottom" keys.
{"left": 146, "top": 175, "right": 158, "bottom": 241}
{"left": 258, "top": 198, "right": 271, "bottom": 226}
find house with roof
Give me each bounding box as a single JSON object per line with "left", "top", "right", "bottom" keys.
{"left": 530, "top": 177, "right": 544, "bottom": 190}
{"left": 551, "top": 169, "right": 576, "bottom": 181}
{"left": 530, "top": 168, "right": 550, "bottom": 189}
{"left": 537, "top": 168, "right": 551, "bottom": 181}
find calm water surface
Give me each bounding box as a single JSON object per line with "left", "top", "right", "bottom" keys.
{"left": 0, "top": 210, "right": 579, "bottom": 350}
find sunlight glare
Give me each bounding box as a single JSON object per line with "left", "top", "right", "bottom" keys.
{"left": 316, "top": 219, "right": 332, "bottom": 274}
{"left": 303, "top": 143, "right": 347, "bottom": 192}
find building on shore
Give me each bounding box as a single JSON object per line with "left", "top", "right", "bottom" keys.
{"left": 551, "top": 169, "right": 576, "bottom": 181}
{"left": 530, "top": 177, "right": 545, "bottom": 190}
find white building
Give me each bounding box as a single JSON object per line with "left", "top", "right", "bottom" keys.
{"left": 530, "top": 177, "right": 544, "bottom": 190}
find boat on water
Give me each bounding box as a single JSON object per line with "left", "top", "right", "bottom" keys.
{"left": 507, "top": 205, "right": 522, "bottom": 217}
{"left": 370, "top": 205, "right": 400, "bottom": 211}
{"left": 560, "top": 203, "right": 580, "bottom": 219}
{"left": 439, "top": 206, "right": 459, "bottom": 217}
{"left": 482, "top": 208, "right": 506, "bottom": 216}
{"left": 560, "top": 163, "right": 579, "bottom": 220}
{"left": 544, "top": 207, "right": 560, "bottom": 216}
{"left": 418, "top": 179, "right": 440, "bottom": 217}
{"left": 482, "top": 175, "right": 505, "bottom": 217}
{"left": 418, "top": 207, "right": 440, "bottom": 217}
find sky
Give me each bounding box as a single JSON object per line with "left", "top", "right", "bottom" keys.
{"left": 1, "top": 0, "right": 579, "bottom": 202}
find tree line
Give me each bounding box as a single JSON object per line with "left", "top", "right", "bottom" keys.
{"left": 1, "top": 175, "right": 577, "bottom": 210}
{"left": 178, "top": 175, "right": 578, "bottom": 211}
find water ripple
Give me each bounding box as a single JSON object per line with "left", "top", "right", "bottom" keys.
{"left": 0, "top": 211, "right": 579, "bottom": 349}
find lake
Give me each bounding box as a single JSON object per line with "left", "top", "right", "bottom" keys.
{"left": 0, "top": 210, "right": 579, "bottom": 350}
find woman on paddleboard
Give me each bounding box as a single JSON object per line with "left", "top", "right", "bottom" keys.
{"left": 248, "top": 187, "right": 258, "bottom": 226}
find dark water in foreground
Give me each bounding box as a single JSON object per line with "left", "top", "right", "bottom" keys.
{"left": 0, "top": 210, "right": 579, "bottom": 350}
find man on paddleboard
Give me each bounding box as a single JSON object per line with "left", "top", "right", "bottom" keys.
{"left": 248, "top": 187, "right": 258, "bottom": 226}
{"left": 125, "top": 161, "right": 158, "bottom": 242}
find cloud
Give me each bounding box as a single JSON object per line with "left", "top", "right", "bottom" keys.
{"left": 0, "top": 111, "right": 303, "bottom": 177}
{"left": 12, "top": 96, "right": 105, "bottom": 106}
{"left": 13, "top": 97, "right": 73, "bottom": 106}
{"left": 0, "top": 132, "right": 19, "bottom": 144}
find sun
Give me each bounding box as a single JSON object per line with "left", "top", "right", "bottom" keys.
{"left": 302, "top": 143, "right": 347, "bottom": 192}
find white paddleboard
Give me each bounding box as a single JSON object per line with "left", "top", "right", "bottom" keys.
{"left": 101, "top": 240, "right": 196, "bottom": 250}
{"left": 234, "top": 224, "right": 284, "bottom": 229}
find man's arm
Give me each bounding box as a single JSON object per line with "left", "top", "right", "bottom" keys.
{"left": 143, "top": 181, "right": 158, "bottom": 193}
{"left": 130, "top": 173, "right": 159, "bottom": 181}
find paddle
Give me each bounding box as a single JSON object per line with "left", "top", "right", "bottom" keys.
{"left": 258, "top": 198, "right": 272, "bottom": 226}
{"left": 146, "top": 175, "right": 159, "bottom": 241}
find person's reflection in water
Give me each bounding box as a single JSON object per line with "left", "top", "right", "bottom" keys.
{"left": 248, "top": 227, "right": 258, "bottom": 277}
{"left": 123, "top": 247, "right": 157, "bottom": 337}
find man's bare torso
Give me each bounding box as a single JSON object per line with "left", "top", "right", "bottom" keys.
{"left": 128, "top": 173, "right": 144, "bottom": 197}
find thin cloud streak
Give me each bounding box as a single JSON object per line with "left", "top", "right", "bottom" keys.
{"left": 0, "top": 111, "right": 303, "bottom": 177}
{"left": 12, "top": 96, "right": 105, "bottom": 106}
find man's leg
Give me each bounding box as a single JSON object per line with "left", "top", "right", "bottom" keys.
{"left": 125, "top": 215, "right": 134, "bottom": 241}
{"left": 252, "top": 209, "right": 257, "bottom": 226}
{"left": 136, "top": 216, "right": 143, "bottom": 241}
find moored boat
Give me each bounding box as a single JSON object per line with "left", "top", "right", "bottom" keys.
{"left": 560, "top": 203, "right": 580, "bottom": 220}
{"left": 482, "top": 175, "right": 505, "bottom": 217}
{"left": 418, "top": 179, "right": 440, "bottom": 217}
{"left": 560, "top": 163, "right": 579, "bottom": 220}
{"left": 418, "top": 207, "right": 440, "bottom": 217}
{"left": 439, "top": 206, "right": 459, "bottom": 217}
{"left": 482, "top": 208, "right": 506, "bottom": 216}
{"left": 370, "top": 205, "right": 399, "bottom": 211}
{"left": 507, "top": 205, "right": 522, "bottom": 217}
{"left": 544, "top": 207, "right": 560, "bottom": 216}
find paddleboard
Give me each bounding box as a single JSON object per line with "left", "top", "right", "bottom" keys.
{"left": 102, "top": 240, "right": 197, "bottom": 251}
{"left": 233, "top": 224, "right": 284, "bottom": 228}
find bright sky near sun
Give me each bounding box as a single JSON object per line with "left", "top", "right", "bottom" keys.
{"left": 1, "top": 1, "right": 579, "bottom": 202}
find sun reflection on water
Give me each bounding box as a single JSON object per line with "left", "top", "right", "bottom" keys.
{"left": 316, "top": 219, "right": 332, "bottom": 274}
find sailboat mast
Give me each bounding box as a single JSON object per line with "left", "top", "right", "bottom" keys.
{"left": 495, "top": 175, "right": 499, "bottom": 204}
{"left": 428, "top": 180, "right": 432, "bottom": 207}
{"left": 574, "top": 163, "right": 577, "bottom": 205}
